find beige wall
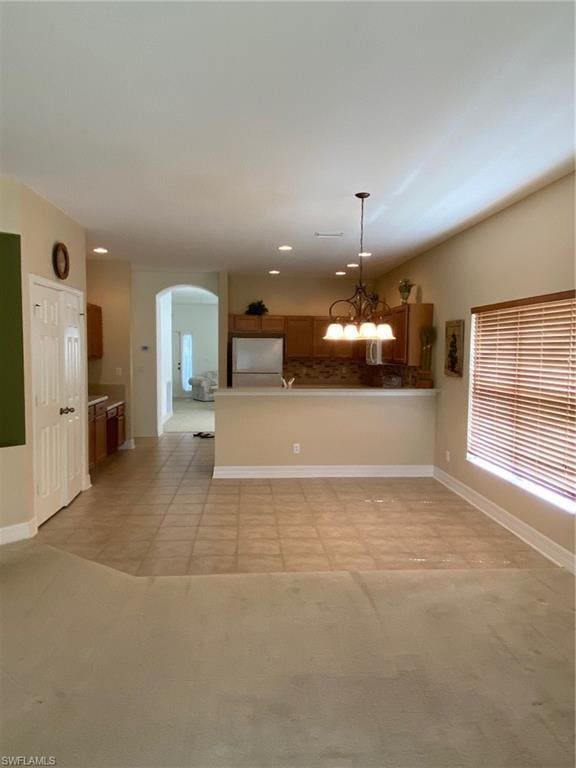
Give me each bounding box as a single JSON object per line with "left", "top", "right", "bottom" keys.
{"left": 87, "top": 259, "right": 133, "bottom": 439}
{"left": 376, "top": 173, "right": 575, "bottom": 551}
{"left": 229, "top": 273, "right": 371, "bottom": 316}
{"left": 215, "top": 393, "right": 436, "bottom": 468}
{"left": 218, "top": 272, "right": 229, "bottom": 388}
{"left": 131, "top": 269, "right": 220, "bottom": 436}
{"left": 0, "top": 177, "right": 86, "bottom": 531}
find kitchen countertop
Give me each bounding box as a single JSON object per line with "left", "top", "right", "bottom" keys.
{"left": 215, "top": 387, "right": 437, "bottom": 398}
{"left": 88, "top": 395, "right": 109, "bottom": 407}
{"left": 106, "top": 400, "right": 124, "bottom": 411}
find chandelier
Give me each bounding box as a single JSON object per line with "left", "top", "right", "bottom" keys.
{"left": 324, "top": 192, "right": 395, "bottom": 342}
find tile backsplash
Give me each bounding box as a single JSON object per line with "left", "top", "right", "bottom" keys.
{"left": 283, "top": 358, "right": 371, "bottom": 386}
{"left": 283, "top": 358, "right": 423, "bottom": 388}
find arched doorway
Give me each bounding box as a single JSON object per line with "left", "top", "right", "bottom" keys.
{"left": 155, "top": 284, "right": 218, "bottom": 435}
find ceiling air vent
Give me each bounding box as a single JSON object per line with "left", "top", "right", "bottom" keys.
{"left": 314, "top": 232, "right": 344, "bottom": 238}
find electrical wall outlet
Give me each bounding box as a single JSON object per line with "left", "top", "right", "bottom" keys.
{"left": 292, "top": 443, "right": 301, "bottom": 455}
{"left": 445, "top": 450, "right": 451, "bottom": 463}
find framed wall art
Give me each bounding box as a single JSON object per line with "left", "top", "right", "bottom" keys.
{"left": 444, "top": 319, "right": 464, "bottom": 377}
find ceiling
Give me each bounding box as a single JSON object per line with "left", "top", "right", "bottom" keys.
{"left": 171, "top": 286, "right": 218, "bottom": 305}
{"left": 1, "top": 2, "right": 573, "bottom": 276}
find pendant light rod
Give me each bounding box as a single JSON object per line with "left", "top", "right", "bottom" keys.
{"left": 355, "top": 191, "right": 369, "bottom": 286}
{"left": 323, "top": 191, "right": 396, "bottom": 342}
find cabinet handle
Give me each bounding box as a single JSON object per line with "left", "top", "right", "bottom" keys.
{"left": 69, "top": 407, "right": 75, "bottom": 413}
{"left": 60, "top": 407, "right": 69, "bottom": 415}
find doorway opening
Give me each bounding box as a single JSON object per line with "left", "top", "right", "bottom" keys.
{"left": 156, "top": 285, "right": 218, "bottom": 434}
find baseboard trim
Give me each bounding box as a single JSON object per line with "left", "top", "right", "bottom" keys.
{"left": 213, "top": 464, "right": 434, "bottom": 479}
{"left": 433, "top": 467, "right": 575, "bottom": 573}
{"left": 119, "top": 438, "right": 135, "bottom": 450}
{"left": 0, "top": 520, "right": 38, "bottom": 546}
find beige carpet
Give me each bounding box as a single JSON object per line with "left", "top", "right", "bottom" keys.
{"left": 163, "top": 398, "right": 215, "bottom": 432}
{"left": 1, "top": 541, "right": 573, "bottom": 768}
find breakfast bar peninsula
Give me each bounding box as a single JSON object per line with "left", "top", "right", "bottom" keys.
{"left": 213, "top": 387, "right": 437, "bottom": 478}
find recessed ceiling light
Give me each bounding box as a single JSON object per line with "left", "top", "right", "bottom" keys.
{"left": 335, "top": 271, "right": 347, "bottom": 276}
{"left": 358, "top": 251, "right": 372, "bottom": 257}
{"left": 278, "top": 245, "right": 293, "bottom": 251}
{"left": 93, "top": 247, "right": 108, "bottom": 254}
{"left": 268, "top": 270, "right": 280, "bottom": 275}
{"left": 347, "top": 263, "right": 359, "bottom": 268}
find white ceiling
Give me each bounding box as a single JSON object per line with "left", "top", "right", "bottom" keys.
{"left": 1, "top": 2, "right": 573, "bottom": 276}
{"left": 171, "top": 286, "right": 218, "bottom": 305}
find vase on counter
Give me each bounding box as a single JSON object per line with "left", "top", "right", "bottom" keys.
{"left": 398, "top": 278, "right": 414, "bottom": 304}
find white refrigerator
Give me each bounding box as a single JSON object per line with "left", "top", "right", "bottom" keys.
{"left": 232, "top": 337, "right": 284, "bottom": 387}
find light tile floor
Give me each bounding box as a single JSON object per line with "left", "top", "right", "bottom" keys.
{"left": 36, "top": 433, "right": 556, "bottom": 576}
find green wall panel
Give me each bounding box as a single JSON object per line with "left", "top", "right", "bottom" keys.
{"left": 0, "top": 232, "right": 26, "bottom": 447}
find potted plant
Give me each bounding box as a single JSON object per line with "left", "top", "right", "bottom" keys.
{"left": 245, "top": 300, "right": 269, "bottom": 316}
{"left": 398, "top": 278, "right": 415, "bottom": 304}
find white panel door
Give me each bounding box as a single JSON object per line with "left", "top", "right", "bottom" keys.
{"left": 32, "top": 283, "right": 66, "bottom": 524}
{"left": 62, "top": 290, "right": 84, "bottom": 504}
{"left": 172, "top": 331, "right": 182, "bottom": 397}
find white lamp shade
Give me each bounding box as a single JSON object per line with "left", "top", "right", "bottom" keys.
{"left": 359, "top": 322, "right": 377, "bottom": 339}
{"left": 376, "top": 323, "right": 395, "bottom": 340}
{"left": 343, "top": 323, "right": 360, "bottom": 341}
{"left": 323, "top": 322, "right": 344, "bottom": 340}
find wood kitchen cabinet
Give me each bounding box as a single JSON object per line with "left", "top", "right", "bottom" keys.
{"left": 382, "top": 304, "right": 433, "bottom": 367}
{"left": 260, "top": 315, "right": 285, "bottom": 332}
{"left": 230, "top": 314, "right": 285, "bottom": 332}
{"left": 88, "top": 406, "right": 96, "bottom": 468}
{"left": 312, "top": 317, "right": 353, "bottom": 359}
{"left": 231, "top": 314, "right": 261, "bottom": 332}
{"left": 94, "top": 401, "right": 107, "bottom": 463}
{"left": 87, "top": 303, "right": 103, "bottom": 359}
{"left": 285, "top": 317, "right": 314, "bottom": 358}
{"left": 117, "top": 403, "right": 126, "bottom": 447}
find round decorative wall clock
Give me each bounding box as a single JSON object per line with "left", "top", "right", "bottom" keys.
{"left": 52, "top": 242, "right": 70, "bottom": 280}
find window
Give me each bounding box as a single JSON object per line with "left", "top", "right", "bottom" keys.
{"left": 181, "top": 333, "right": 193, "bottom": 392}
{"left": 468, "top": 291, "right": 576, "bottom": 513}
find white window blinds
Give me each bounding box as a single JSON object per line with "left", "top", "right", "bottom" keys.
{"left": 468, "top": 291, "right": 576, "bottom": 511}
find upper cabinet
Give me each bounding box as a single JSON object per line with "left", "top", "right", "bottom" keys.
{"left": 381, "top": 304, "right": 433, "bottom": 366}
{"left": 312, "top": 317, "right": 355, "bottom": 359}
{"left": 285, "top": 317, "right": 314, "bottom": 358}
{"left": 230, "top": 314, "right": 285, "bottom": 332}
{"left": 87, "top": 303, "right": 103, "bottom": 359}
{"left": 229, "top": 305, "right": 433, "bottom": 365}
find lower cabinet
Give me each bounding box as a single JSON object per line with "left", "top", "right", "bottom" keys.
{"left": 88, "top": 406, "right": 96, "bottom": 468}
{"left": 118, "top": 405, "right": 126, "bottom": 447}
{"left": 90, "top": 400, "right": 125, "bottom": 466}
{"left": 95, "top": 404, "right": 107, "bottom": 464}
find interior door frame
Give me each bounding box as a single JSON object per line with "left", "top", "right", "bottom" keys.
{"left": 29, "top": 274, "right": 90, "bottom": 528}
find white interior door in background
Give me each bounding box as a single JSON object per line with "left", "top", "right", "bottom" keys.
{"left": 172, "top": 331, "right": 193, "bottom": 398}
{"left": 172, "top": 331, "right": 183, "bottom": 398}
{"left": 31, "top": 279, "right": 87, "bottom": 526}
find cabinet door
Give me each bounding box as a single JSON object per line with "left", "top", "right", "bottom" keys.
{"left": 392, "top": 306, "right": 408, "bottom": 363}
{"left": 232, "top": 315, "right": 261, "bottom": 332}
{"left": 87, "top": 303, "right": 103, "bottom": 359}
{"left": 95, "top": 414, "right": 107, "bottom": 463}
{"left": 88, "top": 407, "right": 96, "bottom": 468}
{"left": 261, "top": 315, "right": 285, "bottom": 332}
{"left": 117, "top": 414, "right": 126, "bottom": 447}
{"left": 381, "top": 312, "right": 395, "bottom": 362}
{"left": 312, "top": 318, "right": 332, "bottom": 357}
{"left": 285, "top": 317, "right": 314, "bottom": 357}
